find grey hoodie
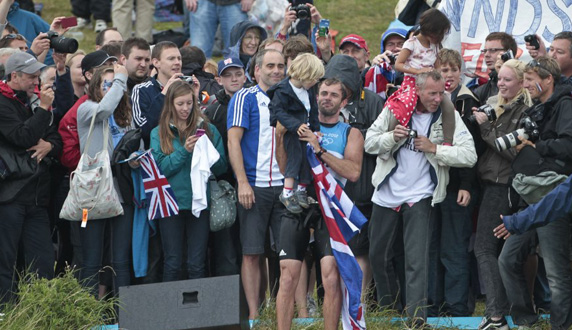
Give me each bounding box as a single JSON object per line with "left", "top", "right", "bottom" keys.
{"left": 324, "top": 55, "right": 385, "bottom": 216}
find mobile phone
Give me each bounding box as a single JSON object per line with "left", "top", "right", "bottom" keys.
{"left": 60, "top": 17, "right": 78, "bottom": 29}
{"left": 318, "top": 19, "right": 330, "bottom": 37}
{"left": 195, "top": 128, "right": 206, "bottom": 137}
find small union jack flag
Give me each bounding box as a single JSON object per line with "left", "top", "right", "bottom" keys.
{"left": 139, "top": 151, "right": 179, "bottom": 220}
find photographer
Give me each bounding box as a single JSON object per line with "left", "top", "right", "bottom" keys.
{"left": 496, "top": 57, "right": 572, "bottom": 330}
{"left": 472, "top": 59, "right": 533, "bottom": 330}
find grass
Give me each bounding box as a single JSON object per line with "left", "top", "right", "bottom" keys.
{"left": 0, "top": 268, "right": 116, "bottom": 330}
{"left": 39, "top": 0, "right": 398, "bottom": 55}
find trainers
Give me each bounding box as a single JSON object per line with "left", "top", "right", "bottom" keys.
{"left": 307, "top": 294, "right": 317, "bottom": 317}
{"left": 75, "top": 17, "right": 90, "bottom": 29}
{"left": 94, "top": 19, "right": 107, "bottom": 33}
{"left": 406, "top": 318, "right": 432, "bottom": 330}
{"left": 280, "top": 192, "right": 303, "bottom": 214}
{"left": 296, "top": 189, "right": 309, "bottom": 208}
{"left": 478, "top": 316, "right": 509, "bottom": 330}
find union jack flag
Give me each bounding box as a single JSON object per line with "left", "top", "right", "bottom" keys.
{"left": 139, "top": 151, "right": 179, "bottom": 220}
{"left": 306, "top": 145, "right": 368, "bottom": 330}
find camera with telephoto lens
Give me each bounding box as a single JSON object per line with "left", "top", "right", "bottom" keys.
{"left": 494, "top": 116, "right": 540, "bottom": 151}
{"left": 46, "top": 31, "right": 78, "bottom": 54}
{"left": 469, "top": 104, "right": 497, "bottom": 124}
{"left": 501, "top": 49, "right": 514, "bottom": 62}
{"left": 407, "top": 129, "right": 418, "bottom": 139}
{"left": 179, "top": 76, "right": 194, "bottom": 84}
{"left": 291, "top": 4, "right": 310, "bottom": 19}
{"left": 524, "top": 34, "right": 540, "bottom": 50}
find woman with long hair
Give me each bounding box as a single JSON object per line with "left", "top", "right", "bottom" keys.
{"left": 151, "top": 80, "right": 227, "bottom": 281}
{"left": 473, "top": 59, "right": 533, "bottom": 330}
{"left": 75, "top": 64, "right": 135, "bottom": 297}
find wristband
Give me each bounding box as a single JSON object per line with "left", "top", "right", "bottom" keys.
{"left": 315, "top": 147, "right": 327, "bottom": 160}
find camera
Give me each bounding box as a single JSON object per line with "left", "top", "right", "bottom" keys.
{"left": 179, "top": 76, "right": 194, "bottom": 84}
{"left": 500, "top": 49, "right": 514, "bottom": 62}
{"left": 291, "top": 4, "right": 310, "bottom": 19}
{"left": 494, "top": 117, "right": 540, "bottom": 151}
{"left": 524, "top": 34, "right": 540, "bottom": 50}
{"left": 46, "top": 31, "right": 78, "bottom": 54}
{"left": 469, "top": 104, "right": 497, "bottom": 124}
{"left": 387, "top": 54, "right": 397, "bottom": 65}
{"left": 407, "top": 129, "right": 418, "bottom": 139}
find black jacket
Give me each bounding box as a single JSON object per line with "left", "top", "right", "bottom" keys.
{"left": 323, "top": 55, "right": 384, "bottom": 216}
{"left": 205, "top": 88, "right": 235, "bottom": 184}
{"left": 527, "top": 84, "right": 572, "bottom": 174}
{"left": 473, "top": 69, "right": 498, "bottom": 106}
{"left": 267, "top": 77, "right": 320, "bottom": 133}
{"left": 181, "top": 62, "right": 222, "bottom": 96}
{"left": 448, "top": 84, "right": 479, "bottom": 193}
{"left": 0, "top": 83, "right": 62, "bottom": 205}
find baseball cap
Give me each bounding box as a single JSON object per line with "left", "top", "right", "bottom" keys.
{"left": 81, "top": 50, "right": 117, "bottom": 75}
{"left": 339, "top": 34, "right": 369, "bottom": 53}
{"left": 218, "top": 57, "right": 244, "bottom": 76}
{"left": 4, "top": 52, "right": 46, "bottom": 76}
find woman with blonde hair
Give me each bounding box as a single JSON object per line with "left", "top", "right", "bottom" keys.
{"left": 472, "top": 59, "right": 533, "bottom": 330}
{"left": 151, "top": 80, "right": 227, "bottom": 282}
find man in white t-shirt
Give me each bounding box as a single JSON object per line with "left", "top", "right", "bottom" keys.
{"left": 364, "top": 70, "right": 477, "bottom": 328}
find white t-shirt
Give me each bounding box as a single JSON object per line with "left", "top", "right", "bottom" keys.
{"left": 372, "top": 112, "right": 435, "bottom": 208}
{"left": 402, "top": 36, "right": 438, "bottom": 77}
{"left": 289, "top": 80, "right": 311, "bottom": 116}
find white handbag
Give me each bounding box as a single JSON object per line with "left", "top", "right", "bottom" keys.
{"left": 60, "top": 108, "right": 123, "bottom": 225}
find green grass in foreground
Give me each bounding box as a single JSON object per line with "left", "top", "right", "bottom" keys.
{"left": 39, "top": 0, "right": 397, "bottom": 55}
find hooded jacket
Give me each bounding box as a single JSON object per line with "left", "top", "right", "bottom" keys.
{"left": 181, "top": 61, "right": 222, "bottom": 96}
{"left": 323, "top": 54, "right": 385, "bottom": 215}
{"left": 473, "top": 69, "right": 498, "bottom": 106}
{"left": 0, "top": 81, "right": 62, "bottom": 205}
{"left": 380, "top": 27, "right": 408, "bottom": 53}
{"left": 7, "top": 2, "right": 54, "bottom": 65}
{"left": 527, "top": 84, "right": 572, "bottom": 173}
{"left": 267, "top": 77, "right": 319, "bottom": 133}
{"left": 226, "top": 21, "right": 267, "bottom": 78}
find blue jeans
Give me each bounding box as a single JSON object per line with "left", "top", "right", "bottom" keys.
{"left": 160, "top": 210, "right": 209, "bottom": 282}
{"left": 369, "top": 198, "right": 434, "bottom": 320}
{"left": 0, "top": 203, "right": 54, "bottom": 304}
{"left": 79, "top": 204, "right": 133, "bottom": 296}
{"left": 429, "top": 191, "right": 474, "bottom": 316}
{"left": 189, "top": 2, "right": 247, "bottom": 58}
{"left": 499, "top": 215, "right": 572, "bottom": 329}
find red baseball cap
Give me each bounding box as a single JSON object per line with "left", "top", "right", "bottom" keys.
{"left": 339, "top": 34, "right": 369, "bottom": 52}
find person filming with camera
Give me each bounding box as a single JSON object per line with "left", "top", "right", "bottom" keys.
{"left": 494, "top": 56, "right": 572, "bottom": 330}
{"left": 471, "top": 58, "right": 534, "bottom": 330}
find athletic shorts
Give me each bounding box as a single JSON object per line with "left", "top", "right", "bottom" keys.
{"left": 278, "top": 204, "right": 332, "bottom": 261}
{"left": 238, "top": 185, "right": 284, "bottom": 255}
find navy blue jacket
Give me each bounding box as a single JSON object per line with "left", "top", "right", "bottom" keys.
{"left": 131, "top": 76, "right": 165, "bottom": 147}
{"left": 267, "top": 77, "right": 319, "bottom": 133}
{"left": 503, "top": 175, "right": 572, "bottom": 234}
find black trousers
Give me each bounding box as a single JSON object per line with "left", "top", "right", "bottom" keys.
{"left": 70, "top": 0, "right": 111, "bottom": 21}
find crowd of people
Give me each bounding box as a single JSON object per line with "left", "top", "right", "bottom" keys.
{"left": 1, "top": 1, "right": 572, "bottom": 329}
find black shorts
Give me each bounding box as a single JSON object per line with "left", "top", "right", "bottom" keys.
{"left": 278, "top": 205, "right": 332, "bottom": 261}
{"left": 348, "top": 221, "right": 370, "bottom": 257}
{"left": 238, "top": 186, "right": 285, "bottom": 255}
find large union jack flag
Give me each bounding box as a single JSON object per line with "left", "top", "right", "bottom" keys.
{"left": 139, "top": 151, "right": 179, "bottom": 220}
{"left": 306, "top": 145, "right": 368, "bottom": 330}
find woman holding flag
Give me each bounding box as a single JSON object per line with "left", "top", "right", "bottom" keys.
{"left": 151, "top": 80, "right": 227, "bottom": 282}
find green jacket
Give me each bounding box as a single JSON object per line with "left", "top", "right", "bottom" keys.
{"left": 150, "top": 123, "right": 228, "bottom": 211}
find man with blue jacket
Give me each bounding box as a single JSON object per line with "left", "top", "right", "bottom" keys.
{"left": 365, "top": 70, "right": 476, "bottom": 327}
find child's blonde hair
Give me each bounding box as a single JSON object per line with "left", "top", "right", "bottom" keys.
{"left": 287, "top": 53, "right": 325, "bottom": 82}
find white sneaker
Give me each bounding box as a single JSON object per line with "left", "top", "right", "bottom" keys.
{"left": 75, "top": 17, "right": 90, "bottom": 29}
{"left": 94, "top": 19, "right": 107, "bottom": 33}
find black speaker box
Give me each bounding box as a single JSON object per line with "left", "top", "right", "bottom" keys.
{"left": 118, "top": 275, "right": 249, "bottom": 330}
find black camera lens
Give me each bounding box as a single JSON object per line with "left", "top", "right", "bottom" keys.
{"left": 292, "top": 5, "right": 310, "bottom": 20}
{"left": 524, "top": 34, "right": 540, "bottom": 50}
{"left": 47, "top": 31, "right": 78, "bottom": 54}
{"left": 387, "top": 54, "right": 396, "bottom": 65}
{"left": 500, "top": 50, "right": 513, "bottom": 62}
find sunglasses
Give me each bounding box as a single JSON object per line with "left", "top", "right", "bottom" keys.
{"left": 527, "top": 60, "right": 551, "bottom": 75}
{"left": 3, "top": 34, "right": 26, "bottom": 41}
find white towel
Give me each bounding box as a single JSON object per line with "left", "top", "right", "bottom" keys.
{"left": 190, "top": 135, "right": 220, "bottom": 217}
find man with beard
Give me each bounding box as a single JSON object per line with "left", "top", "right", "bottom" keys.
{"left": 275, "top": 77, "right": 364, "bottom": 330}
